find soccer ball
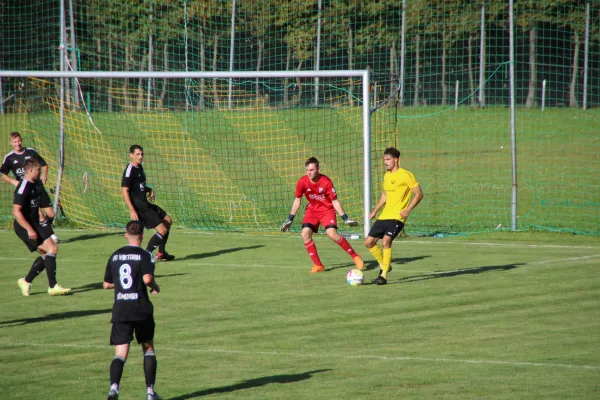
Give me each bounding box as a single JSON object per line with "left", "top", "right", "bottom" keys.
{"left": 346, "top": 268, "right": 364, "bottom": 286}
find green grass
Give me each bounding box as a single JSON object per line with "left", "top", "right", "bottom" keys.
{"left": 1, "top": 106, "right": 598, "bottom": 235}
{"left": 1, "top": 229, "right": 599, "bottom": 399}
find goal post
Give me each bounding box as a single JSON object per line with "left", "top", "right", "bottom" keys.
{"left": 0, "top": 70, "right": 374, "bottom": 236}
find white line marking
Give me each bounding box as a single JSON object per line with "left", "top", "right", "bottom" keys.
{"left": 1, "top": 341, "right": 597, "bottom": 370}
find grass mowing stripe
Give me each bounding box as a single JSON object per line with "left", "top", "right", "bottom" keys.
{"left": 2, "top": 341, "right": 598, "bottom": 371}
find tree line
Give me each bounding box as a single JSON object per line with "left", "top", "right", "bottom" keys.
{"left": 1, "top": 0, "right": 599, "bottom": 110}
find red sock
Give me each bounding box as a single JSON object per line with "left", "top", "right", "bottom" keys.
{"left": 336, "top": 236, "right": 358, "bottom": 258}
{"left": 304, "top": 240, "right": 323, "bottom": 266}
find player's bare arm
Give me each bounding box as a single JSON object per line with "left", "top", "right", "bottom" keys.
{"left": 121, "top": 187, "right": 139, "bottom": 220}
{"left": 399, "top": 185, "right": 423, "bottom": 220}
{"left": 145, "top": 186, "right": 155, "bottom": 202}
{"left": 281, "top": 197, "right": 302, "bottom": 232}
{"left": 369, "top": 191, "right": 387, "bottom": 220}
{"left": 40, "top": 165, "right": 48, "bottom": 185}
{"left": 143, "top": 274, "right": 160, "bottom": 294}
{"left": 332, "top": 199, "right": 359, "bottom": 226}
{"left": 103, "top": 281, "right": 115, "bottom": 290}
{"left": 1, "top": 173, "right": 19, "bottom": 187}
{"left": 13, "top": 204, "right": 37, "bottom": 240}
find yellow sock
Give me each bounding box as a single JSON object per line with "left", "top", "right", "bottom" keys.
{"left": 368, "top": 245, "right": 384, "bottom": 267}
{"left": 382, "top": 248, "right": 392, "bottom": 279}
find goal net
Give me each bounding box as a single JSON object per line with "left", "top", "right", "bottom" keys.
{"left": 0, "top": 71, "right": 386, "bottom": 234}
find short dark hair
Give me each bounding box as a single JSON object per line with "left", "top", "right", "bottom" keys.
{"left": 305, "top": 157, "right": 319, "bottom": 168}
{"left": 23, "top": 158, "right": 40, "bottom": 170}
{"left": 384, "top": 147, "right": 401, "bottom": 159}
{"left": 126, "top": 220, "right": 144, "bottom": 236}
{"left": 10, "top": 131, "right": 22, "bottom": 140}
{"left": 130, "top": 144, "right": 143, "bottom": 154}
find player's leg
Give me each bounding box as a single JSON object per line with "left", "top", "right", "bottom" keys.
{"left": 142, "top": 208, "right": 164, "bottom": 253}
{"left": 364, "top": 221, "right": 385, "bottom": 269}
{"left": 136, "top": 316, "right": 160, "bottom": 400}
{"left": 39, "top": 184, "right": 59, "bottom": 243}
{"left": 301, "top": 221, "right": 324, "bottom": 273}
{"left": 38, "top": 238, "right": 70, "bottom": 295}
{"left": 156, "top": 213, "right": 174, "bottom": 261}
{"left": 14, "top": 221, "right": 44, "bottom": 296}
{"left": 108, "top": 322, "right": 133, "bottom": 399}
{"left": 372, "top": 220, "right": 404, "bottom": 285}
{"left": 18, "top": 253, "right": 46, "bottom": 296}
{"left": 324, "top": 226, "right": 364, "bottom": 270}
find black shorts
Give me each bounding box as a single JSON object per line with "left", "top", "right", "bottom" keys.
{"left": 136, "top": 204, "right": 167, "bottom": 229}
{"left": 14, "top": 220, "right": 51, "bottom": 252}
{"left": 110, "top": 315, "right": 155, "bottom": 345}
{"left": 38, "top": 183, "right": 53, "bottom": 209}
{"left": 368, "top": 219, "right": 404, "bottom": 241}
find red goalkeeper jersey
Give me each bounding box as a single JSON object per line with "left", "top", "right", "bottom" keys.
{"left": 295, "top": 174, "right": 338, "bottom": 213}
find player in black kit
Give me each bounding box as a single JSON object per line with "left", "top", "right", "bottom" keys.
{"left": 13, "top": 158, "right": 71, "bottom": 296}
{"left": 104, "top": 220, "right": 162, "bottom": 400}
{"left": 121, "top": 145, "right": 175, "bottom": 261}
{"left": 1, "top": 131, "right": 60, "bottom": 243}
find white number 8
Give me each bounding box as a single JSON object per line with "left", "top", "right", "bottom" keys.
{"left": 119, "top": 264, "right": 133, "bottom": 289}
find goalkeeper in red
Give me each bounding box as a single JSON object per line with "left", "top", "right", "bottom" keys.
{"left": 281, "top": 157, "right": 364, "bottom": 273}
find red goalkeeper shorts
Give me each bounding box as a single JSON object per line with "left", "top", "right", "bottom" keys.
{"left": 302, "top": 209, "right": 338, "bottom": 232}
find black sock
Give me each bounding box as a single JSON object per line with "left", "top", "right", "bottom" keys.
{"left": 44, "top": 253, "right": 57, "bottom": 288}
{"left": 144, "top": 350, "right": 157, "bottom": 388}
{"left": 25, "top": 256, "right": 46, "bottom": 283}
{"left": 146, "top": 233, "right": 163, "bottom": 253}
{"left": 158, "top": 229, "right": 170, "bottom": 253}
{"left": 110, "top": 357, "right": 126, "bottom": 387}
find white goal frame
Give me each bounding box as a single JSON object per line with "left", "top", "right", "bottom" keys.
{"left": 0, "top": 70, "right": 373, "bottom": 235}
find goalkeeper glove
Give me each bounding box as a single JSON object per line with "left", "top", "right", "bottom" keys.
{"left": 280, "top": 214, "right": 295, "bottom": 232}
{"left": 341, "top": 214, "right": 359, "bottom": 227}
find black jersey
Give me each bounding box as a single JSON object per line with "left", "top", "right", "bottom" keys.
{"left": 13, "top": 179, "right": 42, "bottom": 224}
{"left": 121, "top": 163, "right": 149, "bottom": 209}
{"left": 1, "top": 148, "right": 47, "bottom": 180}
{"left": 104, "top": 245, "right": 155, "bottom": 322}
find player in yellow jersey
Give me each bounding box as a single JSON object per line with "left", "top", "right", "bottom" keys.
{"left": 364, "top": 147, "right": 423, "bottom": 285}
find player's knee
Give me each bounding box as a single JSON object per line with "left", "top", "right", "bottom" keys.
{"left": 163, "top": 216, "right": 172, "bottom": 226}
{"left": 156, "top": 225, "right": 167, "bottom": 236}
{"left": 42, "top": 241, "right": 58, "bottom": 254}
{"left": 142, "top": 342, "right": 155, "bottom": 353}
{"left": 301, "top": 231, "right": 312, "bottom": 242}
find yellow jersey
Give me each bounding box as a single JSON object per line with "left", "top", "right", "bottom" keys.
{"left": 378, "top": 168, "right": 419, "bottom": 222}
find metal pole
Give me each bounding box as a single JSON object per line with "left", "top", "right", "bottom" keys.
{"left": 541, "top": 79, "right": 546, "bottom": 112}
{"left": 478, "top": 4, "right": 486, "bottom": 107}
{"left": 455, "top": 80, "right": 459, "bottom": 110}
{"left": 0, "top": 74, "right": 3, "bottom": 114}
{"left": 582, "top": 1, "right": 590, "bottom": 110}
{"left": 55, "top": 0, "right": 67, "bottom": 216}
{"left": 227, "top": 0, "right": 236, "bottom": 110}
{"left": 147, "top": 6, "right": 153, "bottom": 111}
{"left": 315, "top": 0, "right": 322, "bottom": 106}
{"left": 68, "top": 0, "right": 79, "bottom": 109}
{"left": 399, "top": 0, "right": 406, "bottom": 106}
{"left": 362, "top": 70, "right": 372, "bottom": 236}
{"left": 184, "top": 1, "right": 190, "bottom": 111}
{"left": 509, "top": 0, "right": 517, "bottom": 231}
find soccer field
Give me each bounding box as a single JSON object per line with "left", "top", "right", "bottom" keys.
{"left": 1, "top": 229, "right": 599, "bottom": 399}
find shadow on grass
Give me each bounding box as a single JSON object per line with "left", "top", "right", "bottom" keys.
{"left": 168, "top": 369, "right": 331, "bottom": 400}
{"left": 328, "top": 255, "right": 431, "bottom": 272}
{"left": 71, "top": 281, "right": 104, "bottom": 294}
{"left": 362, "top": 262, "right": 526, "bottom": 285}
{"left": 61, "top": 231, "right": 122, "bottom": 243}
{"left": 176, "top": 245, "right": 265, "bottom": 261}
{"left": 0, "top": 308, "right": 111, "bottom": 328}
